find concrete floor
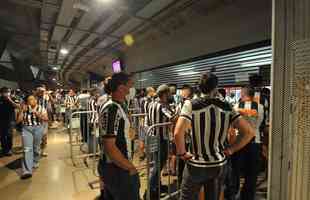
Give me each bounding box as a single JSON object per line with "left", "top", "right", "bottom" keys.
{"left": 0, "top": 127, "right": 267, "bottom": 200}
{"left": 0, "top": 129, "right": 99, "bottom": 200}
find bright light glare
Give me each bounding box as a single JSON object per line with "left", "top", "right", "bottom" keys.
{"left": 178, "top": 71, "right": 200, "bottom": 76}
{"left": 53, "top": 67, "right": 59, "bottom": 70}
{"left": 60, "top": 48, "right": 69, "bottom": 55}
{"left": 52, "top": 78, "right": 56, "bottom": 81}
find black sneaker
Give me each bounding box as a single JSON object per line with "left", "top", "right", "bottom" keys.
{"left": 160, "top": 185, "right": 168, "bottom": 193}
{"left": 5, "top": 151, "right": 13, "bottom": 157}
{"left": 21, "top": 173, "right": 32, "bottom": 180}
{"left": 143, "top": 191, "right": 159, "bottom": 200}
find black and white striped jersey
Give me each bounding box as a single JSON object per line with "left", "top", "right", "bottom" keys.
{"left": 140, "top": 97, "right": 151, "bottom": 114}
{"left": 180, "top": 97, "right": 240, "bottom": 168}
{"left": 65, "top": 95, "right": 78, "bottom": 109}
{"left": 23, "top": 105, "right": 46, "bottom": 126}
{"left": 88, "top": 97, "right": 98, "bottom": 124}
{"left": 98, "top": 100, "right": 130, "bottom": 161}
{"left": 147, "top": 101, "right": 175, "bottom": 140}
{"left": 139, "top": 96, "right": 153, "bottom": 127}
{"left": 38, "top": 96, "right": 48, "bottom": 110}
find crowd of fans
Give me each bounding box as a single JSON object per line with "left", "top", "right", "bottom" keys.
{"left": 94, "top": 72, "right": 270, "bottom": 200}
{"left": 0, "top": 72, "right": 270, "bottom": 200}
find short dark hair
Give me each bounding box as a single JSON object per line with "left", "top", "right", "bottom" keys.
{"left": 156, "top": 84, "right": 170, "bottom": 98}
{"left": 249, "top": 74, "right": 263, "bottom": 87}
{"left": 199, "top": 73, "right": 218, "bottom": 94}
{"left": 218, "top": 88, "right": 226, "bottom": 98}
{"left": 107, "top": 72, "right": 131, "bottom": 93}
{"left": 0, "top": 87, "right": 9, "bottom": 93}
{"left": 243, "top": 86, "right": 255, "bottom": 97}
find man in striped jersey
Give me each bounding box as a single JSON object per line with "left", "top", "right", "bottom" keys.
{"left": 98, "top": 72, "right": 139, "bottom": 200}
{"left": 174, "top": 73, "right": 255, "bottom": 200}
{"left": 138, "top": 87, "right": 156, "bottom": 161}
{"left": 229, "top": 86, "right": 264, "bottom": 200}
{"left": 145, "top": 84, "right": 177, "bottom": 199}
{"left": 64, "top": 89, "right": 79, "bottom": 127}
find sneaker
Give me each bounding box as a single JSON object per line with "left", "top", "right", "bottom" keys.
{"left": 5, "top": 151, "right": 13, "bottom": 157}
{"left": 21, "top": 173, "right": 32, "bottom": 180}
{"left": 143, "top": 191, "right": 159, "bottom": 200}
{"left": 160, "top": 185, "right": 168, "bottom": 193}
{"left": 33, "top": 163, "right": 39, "bottom": 169}
{"left": 41, "top": 152, "right": 48, "bottom": 157}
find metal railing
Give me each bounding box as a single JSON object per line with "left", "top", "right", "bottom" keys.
{"left": 68, "top": 110, "right": 99, "bottom": 166}
{"left": 145, "top": 122, "right": 181, "bottom": 200}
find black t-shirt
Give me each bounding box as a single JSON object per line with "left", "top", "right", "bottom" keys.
{"left": 99, "top": 100, "right": 130, "bottom": 162}
{"left": 0, "top": 96, "right": 15, "bottom": 124}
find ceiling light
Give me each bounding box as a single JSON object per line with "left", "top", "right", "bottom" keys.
{"left": 53, "top": 67, "right": 59, "bottom": 70}
{"left": 52, "top": 78, "right": 56, "bottom": 81}
{"left": 60, "top": 48, "right": 69, "bottom": 55}
{"left": 73, "top": 0, "right": 90, "bottom": 12}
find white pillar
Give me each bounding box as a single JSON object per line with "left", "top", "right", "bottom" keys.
{"left": 270, "top": 0, "right": 310, "bottom": 199}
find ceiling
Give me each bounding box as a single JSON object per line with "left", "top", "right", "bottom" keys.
{"left": 0, "top": 0, "right": 237, "bottom": 85}
{"left": 0, "top": 0, "right": 270, "bottom": 87}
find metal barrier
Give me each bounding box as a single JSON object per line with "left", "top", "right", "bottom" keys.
{"left": 69, "top": 110, "right": 99, "bottom": 166}
{"left": 129, "top": 113, "right": 147, "bottom": 166}
{"left": 145, "top": 122, "right": 181, "bottom": 200}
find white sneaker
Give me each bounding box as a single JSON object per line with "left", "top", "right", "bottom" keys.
{"left": 33, "top": 163, "right": 39, "bottom": 169}
{"left": 41, "top": 152, "right": 48, "bottom": 157}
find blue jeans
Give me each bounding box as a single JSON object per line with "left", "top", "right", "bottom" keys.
{"left": 180, "top": 164, "right": 226, "bottom": 200}
{"left": 21, "top": 125, "right": 44, "bottom": 174}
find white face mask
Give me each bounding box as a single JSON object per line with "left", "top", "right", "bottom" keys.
{"left": 3, "top": 92, "right": 10, "bottom": 97}
{"left": 126, "top": 87, "right": 136, "bottom": 102}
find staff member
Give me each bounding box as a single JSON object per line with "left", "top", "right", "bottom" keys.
{"left": 174, "top": 73, "right": 255, "bottom": 200}
{"left": 16, "top": 95, "right": 48, "bottom": 179}
{"left": 145, "top": 84, "right": 177, "bottom": 199}
{"left": 98, "top": 72, "right": 140, "bottom": 200}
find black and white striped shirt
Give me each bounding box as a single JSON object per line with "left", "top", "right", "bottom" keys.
{"left": 23, "top": 105, "right": 46, "bottom": 126}
{"left": 38, "top": 96, "right": 48, "bottom": 110}
{"left": 65, "top": 95, "right": 78, "bottom": 109}
{"left": 147, "top": 100, "right": 175, "bottom": 140}
{"left": 88, "top": 97, "right": 98, "bottom": 124}
{"left": 140, "top": 96, "right": 153, "bottom": 114}
{"left": 99, "top": 100, "right": 130, "bottom": 161}
{"left": 180, "top": 96, "right": 240, "bottom": 168}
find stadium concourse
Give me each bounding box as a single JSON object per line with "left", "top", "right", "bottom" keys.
{"left": 0, "top": 0, "right": 310, "bottom": 200}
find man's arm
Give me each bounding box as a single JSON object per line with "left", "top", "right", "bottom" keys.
{"left": 103, "top": 138, "right": 137, "bottom": 174}
{"left": 6, "top": 96, "right": 20, "bottom": 108}
{"left": 257, "top": 104, "right": 265, "bottom": 129}
{"left": 174, "top": 117, "right": 192, "bottom": 160}
{"left": 174, "top": 100, "right": 193, "bottom": 160}
{"left": 225, "top": 117, "right": 256, "bottom": 155}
